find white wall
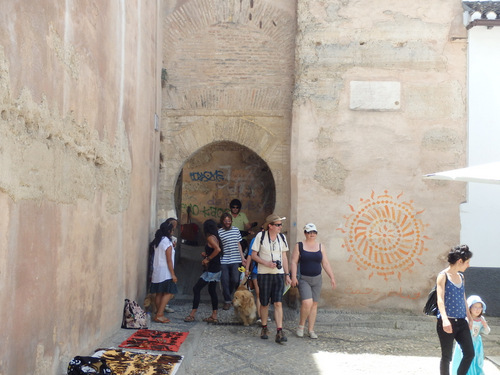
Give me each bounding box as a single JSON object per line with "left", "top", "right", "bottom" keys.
{"left": 461, "top": 26, "right": 500, "bottom": 267}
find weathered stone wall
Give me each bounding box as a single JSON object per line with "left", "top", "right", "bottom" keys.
{"left": 291, "top": 0, "right": 467, "bottom": 311}
{"left": 158, "top": 0, "right": 296, "bottom": 225}
{"left": 0, "top": 1, "right": 160, "bottom": 373}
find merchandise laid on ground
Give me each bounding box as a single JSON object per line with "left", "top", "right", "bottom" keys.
{"left": 118, "top": 329, "right": 189, "bottom": 352}
{"left": 93, "top": 349, "right": 182, "bottom": 375}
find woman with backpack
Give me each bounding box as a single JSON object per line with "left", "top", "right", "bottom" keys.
{"left": 435, "top": 245, "right": 474, "bottom": 375}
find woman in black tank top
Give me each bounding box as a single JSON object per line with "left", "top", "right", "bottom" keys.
{"left": 290, "top": 223, "right": 336, "bottom": 339}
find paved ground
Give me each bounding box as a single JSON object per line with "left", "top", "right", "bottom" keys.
{"left": 96, "top": 246, "right": 500, "bottom": 374}
{"left": 98, "top": 296, "right": 500, "bottom": 375}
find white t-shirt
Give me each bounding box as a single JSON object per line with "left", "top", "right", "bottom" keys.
{"left": 251, "top": 231, "right": 288, "bottom": 275}
{"left": 151, "top": 237, "right": 175, "bottom": 283}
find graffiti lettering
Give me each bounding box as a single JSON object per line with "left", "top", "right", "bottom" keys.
{"left": 189, "top": 170, "right": 225, "bottom": 182}
{"left": 182, "top": 203, "right": 225, "bottom": 219}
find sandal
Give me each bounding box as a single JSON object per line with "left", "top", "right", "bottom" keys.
{"left": 153, "top": 316, "right": 170, "bottom": 324}
{"left": 184, "top": 315, "right": 195, "bottom": 322}
{"left": 203, "top": 316, "right": 218, "bottom": 324}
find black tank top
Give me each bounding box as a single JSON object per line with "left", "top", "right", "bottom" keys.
{"left": 205, "top": 242, "right": 221, "bottom": 273}
{"left": 298, "top": 242, "right": 322, "bottom": 277}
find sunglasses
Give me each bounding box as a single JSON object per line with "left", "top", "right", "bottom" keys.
{"left": 270, "top": 223, "right": 282, "bottom": 227}
{"left": 231, "top": 206, "right": 240, "bottom": 209}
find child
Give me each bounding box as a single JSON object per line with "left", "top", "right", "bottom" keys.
{"left": 451, "top": 295, "right": 490, "bottom": 375}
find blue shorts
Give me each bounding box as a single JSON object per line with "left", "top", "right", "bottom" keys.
{"left": 200, "top": 271, "right": 222, "bottom": 282}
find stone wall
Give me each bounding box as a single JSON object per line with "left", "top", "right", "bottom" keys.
{"left": 291, "top": 0, "right": 468, "bottom": 310}
{"left": 158, "top": 0, "right": 468, "bottom": 313}
{"left": 0, "top": 1, "right": 161, "bottom": 373}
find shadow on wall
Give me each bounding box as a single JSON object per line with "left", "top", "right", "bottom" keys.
{"left": 175, "top": 141, "right": 275, "bottom": 245}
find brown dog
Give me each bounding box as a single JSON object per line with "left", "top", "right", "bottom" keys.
{"left": 144, "top": 293, "right": 157, "bottom": 314}
{"left": 232, "top": 284, "right": 257, "bottom": 326}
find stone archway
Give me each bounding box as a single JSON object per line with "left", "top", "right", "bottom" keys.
{"left": 157, "top": 0, "right": 296, "bottom": 231}
{"left": 157, "top": 115, "right": 287, "bottom": 224}
{"left": 174, "top": 141, "right": 275, "bottom": 245}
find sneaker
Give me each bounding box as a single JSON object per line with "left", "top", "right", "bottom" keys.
{"left": 260, "top": 326, "right": 269, "bottom": 340}
{"left": 223, "top": 303, "right": 232, "bottom": 310}
{"left": 309, "top": 331, "right": 318, "bottom": 339}
{"left": 164, "top": 306, "right": 175, "bottom": 313}
{"left": 296, "top": 326, "right": 304, "bottom": 338}
{"left": 256, "top": 318, "right": 262, "bottom": 325}
{"left": 275, "top": 330, "right": 287, "bottom": 344}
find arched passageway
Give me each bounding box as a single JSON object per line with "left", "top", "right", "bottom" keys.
{"left": 175, "top": 141, "right": 275, "bottom": 246}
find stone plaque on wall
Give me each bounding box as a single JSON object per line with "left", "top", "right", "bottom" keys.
{"left": 350, "top": 81, "right": 401, "bottom": 111}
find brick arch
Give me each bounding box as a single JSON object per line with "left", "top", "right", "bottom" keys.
{"left": 163, "top": 0, "right": 295, "bottom": 48}
{"left": 158, "top": 0, "right": 294, "bottom": 223}
{"left": 169, "top": 117, "right": 280, "bottom": 162}
{"left": 162, "top": 0, "right": 296, "bottom": 112}
{"left": 157, "top": 116, "right": 285, "bottom": 221}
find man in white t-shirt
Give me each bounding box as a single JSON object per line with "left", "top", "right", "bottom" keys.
{"left": 251, "top": 214, "right": 291, "bottom": 344}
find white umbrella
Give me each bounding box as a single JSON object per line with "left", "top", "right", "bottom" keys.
{"left": 423, "top": 161, "right": 500, "bottom": 185}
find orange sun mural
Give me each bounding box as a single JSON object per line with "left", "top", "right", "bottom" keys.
{"left": 338, "top": 191, "right": 430, "bottom": 281}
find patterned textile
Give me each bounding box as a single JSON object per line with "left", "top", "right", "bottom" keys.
{"left": 93, "top": 349, "right": 183, "bottom": 375}
{"left": 119, "top": 329, "right": 188, "bottom": 352}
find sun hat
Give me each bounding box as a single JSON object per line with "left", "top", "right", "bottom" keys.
{"left": 304, "top": 223, "right": 317, "bottom": 232}
{"left": 467, "top": 295, "right": 486, "bottom": 313}
{"left": 264, "top": 214, "right": 286, "bottom": 229}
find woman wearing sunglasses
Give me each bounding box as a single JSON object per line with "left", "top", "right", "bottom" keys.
{"left": 290, "top": 223, "right": 336, "bottom": 339}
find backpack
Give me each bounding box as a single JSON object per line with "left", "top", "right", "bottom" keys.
{"left": 121, "top": 299, "right": 148, "bottom": 329}
{"left": 423, "top": 285, "right": 438, "bottom": 316}
{"left": 259, "top": 231, "right": 288, "bottom": 247}
{"left": 67, "top": 356, "right": 112, "bottom": 375}
{"left": 423, "top": 274, "right": 457, "bottom": 316}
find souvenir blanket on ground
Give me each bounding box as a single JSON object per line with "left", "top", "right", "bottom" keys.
{"left": 93, "top": 349, "right": 183, "bottom": 375}
{"left": 118, "top": 329, "right": 189, "bottom": 352}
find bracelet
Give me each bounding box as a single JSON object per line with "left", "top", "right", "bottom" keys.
{"left": 285, "top": 273, "right": 290, "bottom": 276}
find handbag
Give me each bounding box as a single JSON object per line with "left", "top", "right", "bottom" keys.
{"left": 423, "top": 285, "right": 438, "bottom": 316}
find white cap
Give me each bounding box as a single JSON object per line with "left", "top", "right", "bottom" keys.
{"left": 303, "top": 223, "right": 317, "bottom": 232}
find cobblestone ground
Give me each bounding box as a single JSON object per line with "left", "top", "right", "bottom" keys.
{"left": 97, "top": 298, "right": 500, "bottom": 375}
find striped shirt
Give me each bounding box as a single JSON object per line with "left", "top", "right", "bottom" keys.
{"left": 218, "top": 226, "right": 242, "bottom": 264}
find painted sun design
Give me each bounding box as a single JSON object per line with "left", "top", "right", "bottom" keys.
{"left": 339, "top": 190, "right": 430, "bottom": 281}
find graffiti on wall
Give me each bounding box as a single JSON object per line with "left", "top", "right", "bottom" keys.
{"left": 181, "top": 203, "right": 226, "bottom": 219}
{"left": 338, "top": 190, "right": 430, "bottom": 281}
{"left": 189, "top": 170, "right": 225, "bottom": 182}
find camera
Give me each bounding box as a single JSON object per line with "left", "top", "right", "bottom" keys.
{"left": 274, "top": 260, "right": 282, "bottom": 270}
